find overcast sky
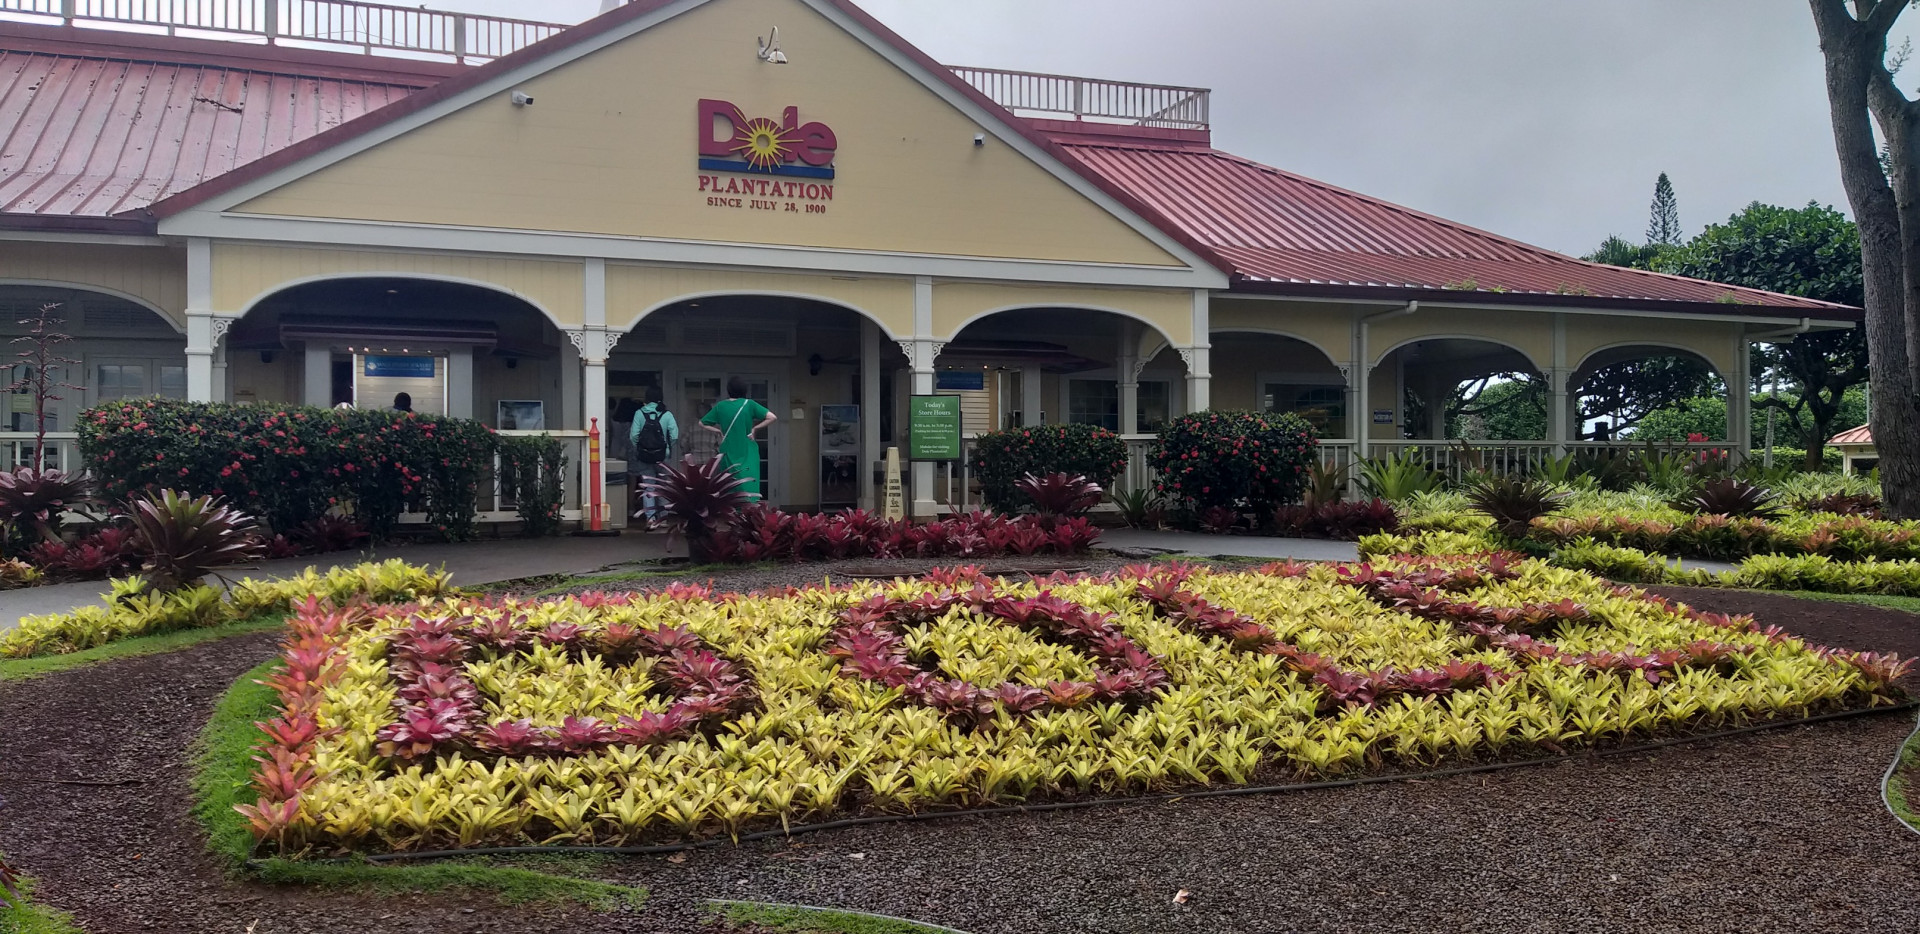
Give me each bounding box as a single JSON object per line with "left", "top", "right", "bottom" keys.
{"left": 435, "top": 0, "right": 1898, "bottom": 256}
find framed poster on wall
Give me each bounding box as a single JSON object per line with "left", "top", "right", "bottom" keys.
{"left": 497, "top": 400, "right": 546, "bottom": 431}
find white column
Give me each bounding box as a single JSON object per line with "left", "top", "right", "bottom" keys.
{"left": 1117, "top": 321, "right": 1139, "bottom": 435}
{"left": 910, "top": 276, "right": 937, "bottom": 519}
{"left": 1021, "top": 366, "right": 1044, "bottom": 426}
{"left": 1548, "top": 369, "right": 1571, "bottom": 456}
{"left": 1353, "top": 317, "right": 1371, "bottom": 460}
{"left": 580, "top": 258, "right": 610, "bottom": 435}
{"left": 184, "top": 238, "right": 216, "bottom": 402}
{"left": 303, "top": 343, "right": 331, "bottom": 407}
{"left": 186, "top": 313, "right": 215, "bottom": 402}
{"left": 446, "top": 346, "right": 475, "bottom": 419}
{"left": 559, "top": 338, "right": 582, "bottom": 430}
{"left": 860, "top": 320, "right": 882, "bottom": 511}
{"left": 1548, "top": 314, "right": 1568, "bottom": 455}
{"left": 1184, "top": 289, "right": 1211, "bottom": 413}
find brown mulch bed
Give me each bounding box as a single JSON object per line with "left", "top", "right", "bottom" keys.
{"left": 0, "top": 576, "right": 1917, "bottom": 933}
{"left": 1649, "top": 586, "right": 1920, "bottom": 677}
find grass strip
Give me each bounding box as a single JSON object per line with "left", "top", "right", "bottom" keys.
{"left": 1756, "top": 590, "right": 1920, "bottom": 616}
{"left": 533, "top": 563, "right": 771, "bottom": 596}
{"left": 0, "top": 875, "right": 86, "bottom": 934}
{"left": 0, "top": 616, "right": 285, "bottom": 683}
{"left": 191, "top": 660, "right": 647, "bottom": 910}
{"left": 714, "top": 899, "right": 974, "bottom": 934}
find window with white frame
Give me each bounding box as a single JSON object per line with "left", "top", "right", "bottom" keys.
{"left": 93, "top": 359, "right": 188, "bottom": 404}
{"left": 1262, "top": 379, "right": 1347, "bottom": 438}
{"left": 1068, "top": 378, "right": 1174, "bottom": 433}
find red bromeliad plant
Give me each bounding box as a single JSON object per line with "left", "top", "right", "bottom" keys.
{"left": 371, "top": 610, "right": 757, "bottom": 763}
{"left": 1014, "top": 472, "right": 1104, "bottom": 521}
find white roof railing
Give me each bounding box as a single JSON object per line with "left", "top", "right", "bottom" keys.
{"left": 0, "top": 0, "right": 566, "bottom": 63}
{"left": 1, "top": 2, "right": 1209, "bottom": 125}
{"left": 948, "top": 65, "right": 1210, "bottom": 130}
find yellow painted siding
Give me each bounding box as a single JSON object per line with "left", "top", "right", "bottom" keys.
{"left": 1367, "top": 308, "right": 1551, "bottom": 371}
{"left": 607, "top": 265, "right": 913, "bottom": 335}
{"left": 0, "top": 241, "right": 187, "bottom": 328}
{"left": 931, "top": 281, "right": 1192, "bottom": 344}
{"left": 232, "top": 0, "right": 1181, "bottom": 268}
{"left": 1563, "top": 315, "right": 1739, "bottom": 377}
{"left": 211, "top": 243, "right": 586, "bottom": 325}
{"left": 1209, "top": 298, "right": 1354, "bottom": 366}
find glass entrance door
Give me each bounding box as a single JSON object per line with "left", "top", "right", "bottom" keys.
{"left": 680, "top": 373, "right": 777, "bottom": 503}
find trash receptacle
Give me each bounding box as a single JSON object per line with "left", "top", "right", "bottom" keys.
{"left": 604, "top": 458, "right": 628, "bottom": 530}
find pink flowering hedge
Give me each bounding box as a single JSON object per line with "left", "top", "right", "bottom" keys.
{"left": 1149, "top": 410, "right": 1318, "bottom": 515}
{"left": 78, "top": 399, "right": 496, "bottom": 541}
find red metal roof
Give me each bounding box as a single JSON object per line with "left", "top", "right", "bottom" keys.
{"left": 1830, "top": 425, "right": 1874, "bottom": 445}
{"left": 0, "top": 21, "right": 438, "bottom": 219}
{"left": 1056, "top": 141, "right": 1859, "bottom": 317}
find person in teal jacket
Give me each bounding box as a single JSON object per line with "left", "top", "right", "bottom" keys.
{"left": 700, "top": 377, "right": 776, "bottom": 501}
{"left": 628, "top": 385, "right": 679, "bottom": 527}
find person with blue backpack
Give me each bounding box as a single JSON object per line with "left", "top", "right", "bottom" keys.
{"left": 628, "top": 385, "right": 679, "bottom": 530}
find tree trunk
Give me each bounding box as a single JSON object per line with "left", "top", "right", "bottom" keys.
{"left": 1810, "top": 0, "right": 1920, "bottom": 516}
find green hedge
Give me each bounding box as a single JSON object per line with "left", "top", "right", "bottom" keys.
{"left": 78, "top": 399, "right": 563, "bottom": 541}
{"left": 970, "top": 424, "right": 1127, "bottom": 514}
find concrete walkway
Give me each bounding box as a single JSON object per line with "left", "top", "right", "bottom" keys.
{"left": 1097, "top": 529, "right": 1360, "bottom": 562}
{"left": 0, "top": 533, "right": 667, "bottom": 632}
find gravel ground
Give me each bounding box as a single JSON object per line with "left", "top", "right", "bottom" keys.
{"left": 3, "top": 566, "right": 1919, "bottom": 933}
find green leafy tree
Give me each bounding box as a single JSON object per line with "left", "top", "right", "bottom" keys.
{"left": 1647, "top": 172, "right": 1682, "bottom": 245}
{"left": 1576, "top": 357, "right": 1717, "bottom": 438}
{"left": 1655, "top": 201, "right": 1867, "bottom": 468}
{"left": 1445, "top": 375, "right": 1547, "bottom": 440}
{"left": 1583, "top": 235, "right": 1666, "bottom": 270}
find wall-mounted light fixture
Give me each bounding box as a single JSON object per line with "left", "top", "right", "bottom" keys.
{"left": 260, "top": 350, "right": 276, "bottom": 364}
{"left": 808, "top": 353, "right": 825, "bottom": 376}
{"left": 757, "top": 27, "right": 788, "bottom": 64}
{"left": 505, "top": 357, "right": 519, "bottom": 370}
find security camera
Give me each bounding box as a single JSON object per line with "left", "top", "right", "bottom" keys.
{"left": 510, "top": 90, "right": 534, "bottom": 107}
{"left": 973, "top": 133, "right": 986, "bottom": 146}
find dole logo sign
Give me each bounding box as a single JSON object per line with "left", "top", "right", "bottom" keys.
{"left": 698, "top": 99, "right": 836, "bottom": 179}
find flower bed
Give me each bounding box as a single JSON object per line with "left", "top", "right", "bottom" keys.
{"left": 236, "top": 558, "right": 1908, "bottom": 855}
{"left": 0, "top": 560, "right": 454, "bottom": 659}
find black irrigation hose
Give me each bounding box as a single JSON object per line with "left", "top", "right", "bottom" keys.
{"left": 1883, "top": 705, "right": 1920, "bottom": 839}
{"left": 290, "top": 698, "right": 1918, "bottom": 867}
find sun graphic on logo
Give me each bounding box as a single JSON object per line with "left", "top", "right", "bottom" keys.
{"left": 731, "top": 116, "right": 796, "bottom": 171}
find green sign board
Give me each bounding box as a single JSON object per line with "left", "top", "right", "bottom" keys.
{"left": 908, "top": 394, "right": 963, "bottom": 461}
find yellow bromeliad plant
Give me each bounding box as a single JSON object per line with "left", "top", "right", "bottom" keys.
{"left": 0, "top": 560, "right": 453, "bottom": 658}
{"left": 239, "top": 558, "right": 1910, "bottom": 856}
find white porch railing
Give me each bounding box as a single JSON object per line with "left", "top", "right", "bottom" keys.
{"left": 1373, "top": 439, "right": 1734, "bottom": 486}
{"left": 0, "top": 0, "right": 565, "bottom": 62}
{"left": 0, "top": 431, "right": 81, "bottom": 472}
{"left": 399, "top": 429, "right": 590, "bottom": 527}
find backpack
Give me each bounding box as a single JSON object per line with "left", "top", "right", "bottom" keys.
{"left": 634, "top": 408, "right": 669, "bottom": 464}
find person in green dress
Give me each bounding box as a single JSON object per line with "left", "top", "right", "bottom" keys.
{"left": 699, "top": 377, "right": 778, "bottom": 501}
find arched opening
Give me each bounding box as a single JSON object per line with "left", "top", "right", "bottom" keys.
{"left": 230, "top": 277, "right": 564, "bottom": 422}
{"left": 939, "top": 307, "right": 1185, "bottom": 435}
{"left": 1383, "top": 337, "right": 1546, "bottom": 443}
{"left": 0, "top": 284, "right": 186, "bottom": 469}
{"left": 616, "top": 295, "right": 907, "bottom": 509}
{"left": 1571, "top": 344, "right": 1723, "bottom": 443}
{"left": 1210, "top": 329, "right": 1349, "bottom": 439}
